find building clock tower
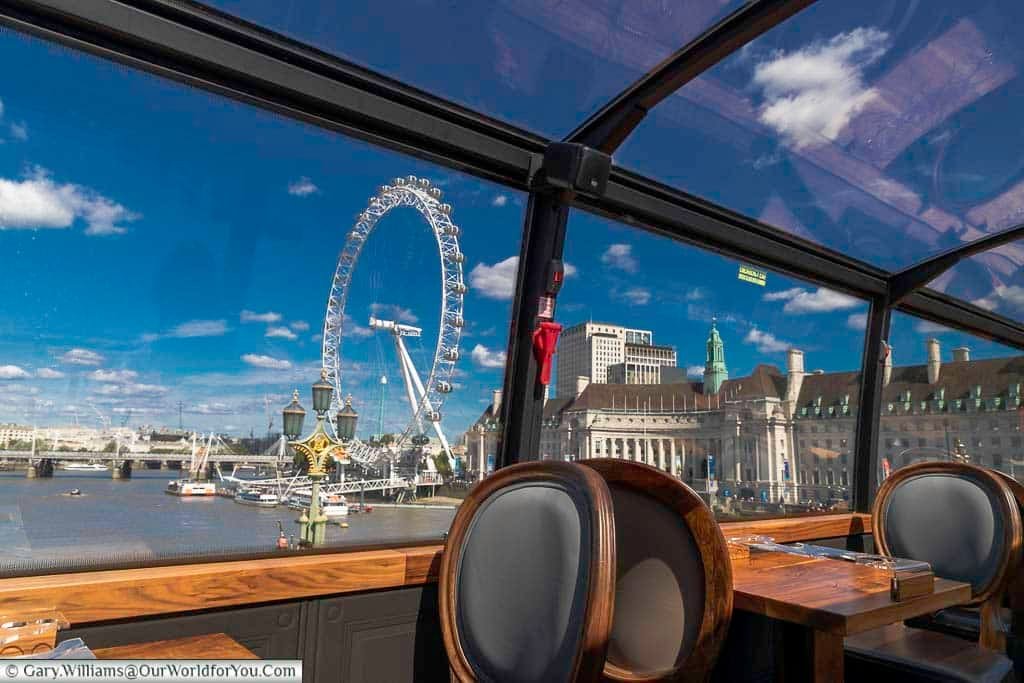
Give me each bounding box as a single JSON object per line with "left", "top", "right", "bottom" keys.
{"left": 704, "top": 318, "right": 728, "bottom": 394}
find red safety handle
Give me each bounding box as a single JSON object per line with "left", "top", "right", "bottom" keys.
{"left": 532, "top": 321, "right": 562, "bottom": 386}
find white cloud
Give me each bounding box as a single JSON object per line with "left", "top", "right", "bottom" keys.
{"left": 471, "top": 344, "right": 507, "bottom": 369}
{"left": 193, "top": 402, "right": 235, "bottom": 415}
{"left": 370, "top": 303, "right": 418, "bottom": 324}
{"left": 469, "top": 256, "right": 576, "bottom": 300}
{"left": 287, "top": 176, "right": 318, "bottom": 196}
{"left": 763, "top": 286, "right": 860, "bottom": 313}
{"left": 914, "top": 320, "right": 952, "bottom": 334}
{"left": 289, "top": 321, "right": 310, "bottom": 332}
{"left": 685, "top": 288, "right": 705, "bottom": 301}
{"left": 601, "top": 243, "right": 637, "bottom": 273}
{"left": 170, "top": 319, "right": 228, "bottom": 338}
{"left": 975, "top": 285, "right": 1024, "bottom": 312}
{"left": 240, "top": 310, "right": 282, "bottom": 324}
{"left": 0, "top": 167, "right": 139, "bottom": 235}
{"left": 35, "top": 368, "right": 64, "bottom": 379}
{"left": 0, "top": 365, "right": 30, "bottom": 379}
{"left": 469, "top": 256, "right": 518, "bottom": 300}
{"left": 618, "top": 287, "right": 651, "bottom": 306}
{"left": 846, "top": 312, "right": 867, "bottom": 330}
{"left": 492, "top": 194, "right": 508, "bottom": 207}
{"left": 744, "top": 328, "right": 791, "bottom": 354}
{"left": 9, "top": 123, "right": 26, "bottom": 141}
{"left": 59, "top": 348, "right": 104, "bottom": 366}
{"left": 266, "top": 326, "right": 298, "bottom": 340}
{"left": 95, "top": 382, "right": 168, "bottom": 397}
{"left": 88, "top": 368, "right": 138, "bottom": 383}
{"left": 241, "top": 354, "right": 292, "bottom": 370}
{"left": 753, "top": 27, "right": 889, "bottom": 149}
{"left": 686, "top": 365, "right": 704, "bottom": 377}
{"left": 342, "top": 314, "right": 373, "bottom": 338}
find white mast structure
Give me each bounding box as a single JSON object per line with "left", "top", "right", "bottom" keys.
{"left": 369, "top": 317, "right": 453, "bottom": 459}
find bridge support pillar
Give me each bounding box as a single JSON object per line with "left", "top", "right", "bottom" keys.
{"left": 25, "top": 463, "right": 36, "bottom": 479}
{"left": 111, "top": 460, "right": 122, "bottom": 479}
{"left": 160, "top": 461, "right": 170, "bottom": 470}
{"left": 111, "top": 460, "right": 132, "bottom": 479}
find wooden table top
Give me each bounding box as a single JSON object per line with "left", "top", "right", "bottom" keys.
{"left": 731, "top": 551, "right": 972, "bottom": 636}
{"left": 93, "top": 633, "right": 257, "bottom": 660}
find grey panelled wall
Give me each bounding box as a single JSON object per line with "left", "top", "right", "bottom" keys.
{"left": 62, "top": 586, "right": 449, "bottom": 683}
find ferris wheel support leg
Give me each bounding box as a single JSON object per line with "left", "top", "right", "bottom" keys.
{"left": 394, "top": 335, "right": 423, "bottom": 430}
{"left": 395, "top": 333, "right": 454, "bottom": 462}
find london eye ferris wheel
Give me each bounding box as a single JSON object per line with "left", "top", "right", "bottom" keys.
{"left": 321, "top": 176, "right": 466, "bottom": 457}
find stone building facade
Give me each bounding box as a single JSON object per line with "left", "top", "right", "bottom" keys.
{"left": 462, "top": 324, "right": 1024, "bottom": 505}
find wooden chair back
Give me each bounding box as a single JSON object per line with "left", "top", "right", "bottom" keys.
{"left": 438, "top": 461, "right": 616, "bottom": 683}
{"left": 874, "top": 461, "right": 1022, "bottom": 650}
{"left": 580, "top": 459, "right": 732, "bottom": 682}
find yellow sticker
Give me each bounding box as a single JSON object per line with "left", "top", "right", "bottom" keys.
{"left": 738, "top": 265, "right": 767, "bottom": 286}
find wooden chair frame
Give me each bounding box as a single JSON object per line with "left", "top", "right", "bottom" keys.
{"left": 873, "top": 461, "right": 1022, "bottom": 650}
{"left": 580, "top": 459, "right": 733, "bottom": 682}
{"left": 438, "top": 461, "right": 616, "bottom": 683}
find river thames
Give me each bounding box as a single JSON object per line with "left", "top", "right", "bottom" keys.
{"left": 0, "top": 469, "right": 455, "bottom": 574}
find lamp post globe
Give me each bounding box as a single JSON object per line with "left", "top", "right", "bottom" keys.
{"left": 311, "top": 371, "right": 334, "bottom": 415}
{"left": 283, "top": 390, "right": 305, "bottom": 440}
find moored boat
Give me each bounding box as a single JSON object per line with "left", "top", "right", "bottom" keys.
{"left": 234, "top": 489, "right": 279, "bottom": 507}
{"left": 61, "top": 463, "right": 107, "bottom": 472}
{"left": 285, "top": 488, "right": 348, "bottom": 517}
{"left": 165, "top": 479, "right": 218, "bottom": 496}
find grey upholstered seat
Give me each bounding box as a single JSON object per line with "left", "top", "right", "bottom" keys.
{"left": 604, "top": 485, "right": 705, "bottom": 675}
{"left": 846, "top": 624, "right": 1013, "bottom": 683}
{"left": 845, "top": 463, "right": 1021, "bottom": 683}
{"left": 455, "top": 482, "right": 592, "bottom": 682}
{"left": 440, "top": 461, "right": 615, "bottom": 683}
{"left": 882, "top": 473, "right": 1004, "bottom": 593}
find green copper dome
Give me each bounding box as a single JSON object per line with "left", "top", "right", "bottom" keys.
{"left": 704, "top": 318, "right": 728, "bottom": 394}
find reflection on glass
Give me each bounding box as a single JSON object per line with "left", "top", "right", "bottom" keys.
{"left": 877, "top": 312, "right": 1024, "bottom": 485}
{"left": 200, "top": 0, "right": 743, "bottom": 136}
{"left": 0, "top": 30, "right": 522, "bottom": 574}
{"left": 553, "top": 212, "right": 868, "bottom": 520}
{"left": 617, "top": 0, "right": 1024, "bottom": 319}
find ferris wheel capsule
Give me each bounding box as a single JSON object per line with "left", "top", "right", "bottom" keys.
{"left": 437, "top": 382, "right": 453, "bottom": 394}
{"left": 451, "top": 251, "right": 465, "bottom": 263}
{"left": 448, "top": 282, "right": 467, "bottom": 294}
{"left": 418, "top": 178, "right": 430, "bottom": 188}
{"left": 429, "top": 187, "right": 442, "bottom": 199}
{"left": 428, "top": 411, "right": 441, "bottom": 422}
{"left": 393, "top": 177, "right": 406, "bottom": 186}
{"left": 443, "top": 224, "right": 460, "bottom": 236}
{"left": 451, "top": 316, "right": 464, "bottom": 328}
{"left": 443, "top": 348, "right": 460, "bottom": 361}
{"left": 379, "top": 184, "right": 392, "bottom": 194}
{"left": 407, "top": 175, "right": 418, "bottom": 184}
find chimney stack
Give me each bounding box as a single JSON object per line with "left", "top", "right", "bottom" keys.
{"left": 575, "top": 375, "right": 590, "bottom": 399}
{"left": 953, "top": 347, "right": 970, "bottom": 362}
{"left": 491, "top": 389, "right": 503, "bottom": 416}
{"left": 785, "top": 349, "right": 805, "bottom": 405}
{"left": 927, "top": 338, "right": 941, "bottom": 385}
{"left": 883, "top": 343, "right": 893, "bottom": 387}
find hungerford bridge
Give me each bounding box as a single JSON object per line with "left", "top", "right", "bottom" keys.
{"left": 0, "top": 437, "right": 439, "bottom": 488}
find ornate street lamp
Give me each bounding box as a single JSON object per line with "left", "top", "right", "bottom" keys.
{"left": 284, "top": 370, "right": 349, "bottom": 546}
{"left": 335, "top": 395, "right": 359, "bottom": 442}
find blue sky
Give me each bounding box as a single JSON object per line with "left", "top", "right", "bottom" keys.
{"left": 0, "top": 5, "right": 1021, "bottom": 440}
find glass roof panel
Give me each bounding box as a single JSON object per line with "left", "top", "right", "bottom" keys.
{"left": 616, "top": 0, "right": 1024, "bottom": 277}
{"left": 927, "top": 240, "right": 1024, "bottom": 322}
{"left": 200, "top": 0, "right": 743, "bottom": 137}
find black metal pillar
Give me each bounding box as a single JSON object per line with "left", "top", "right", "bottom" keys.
{"left": 496, "top": 190, "right": 571, "bottom": 467}
{"left": 852, "top": 297, "right": 891, "bottom": 513}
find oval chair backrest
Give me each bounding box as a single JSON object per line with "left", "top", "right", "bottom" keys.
{"left": 874, "top": 462, "right": 1022, "bottom": 604}
{"left": 439, "top": 461, "right": 615, "bottom": 683}
{"left": 581, "top": 459, "right": 732, "bottom": 682}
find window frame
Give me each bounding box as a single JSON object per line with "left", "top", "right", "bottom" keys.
{"left": 0, "top": 0, "right": 1022, "bottom": 535}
